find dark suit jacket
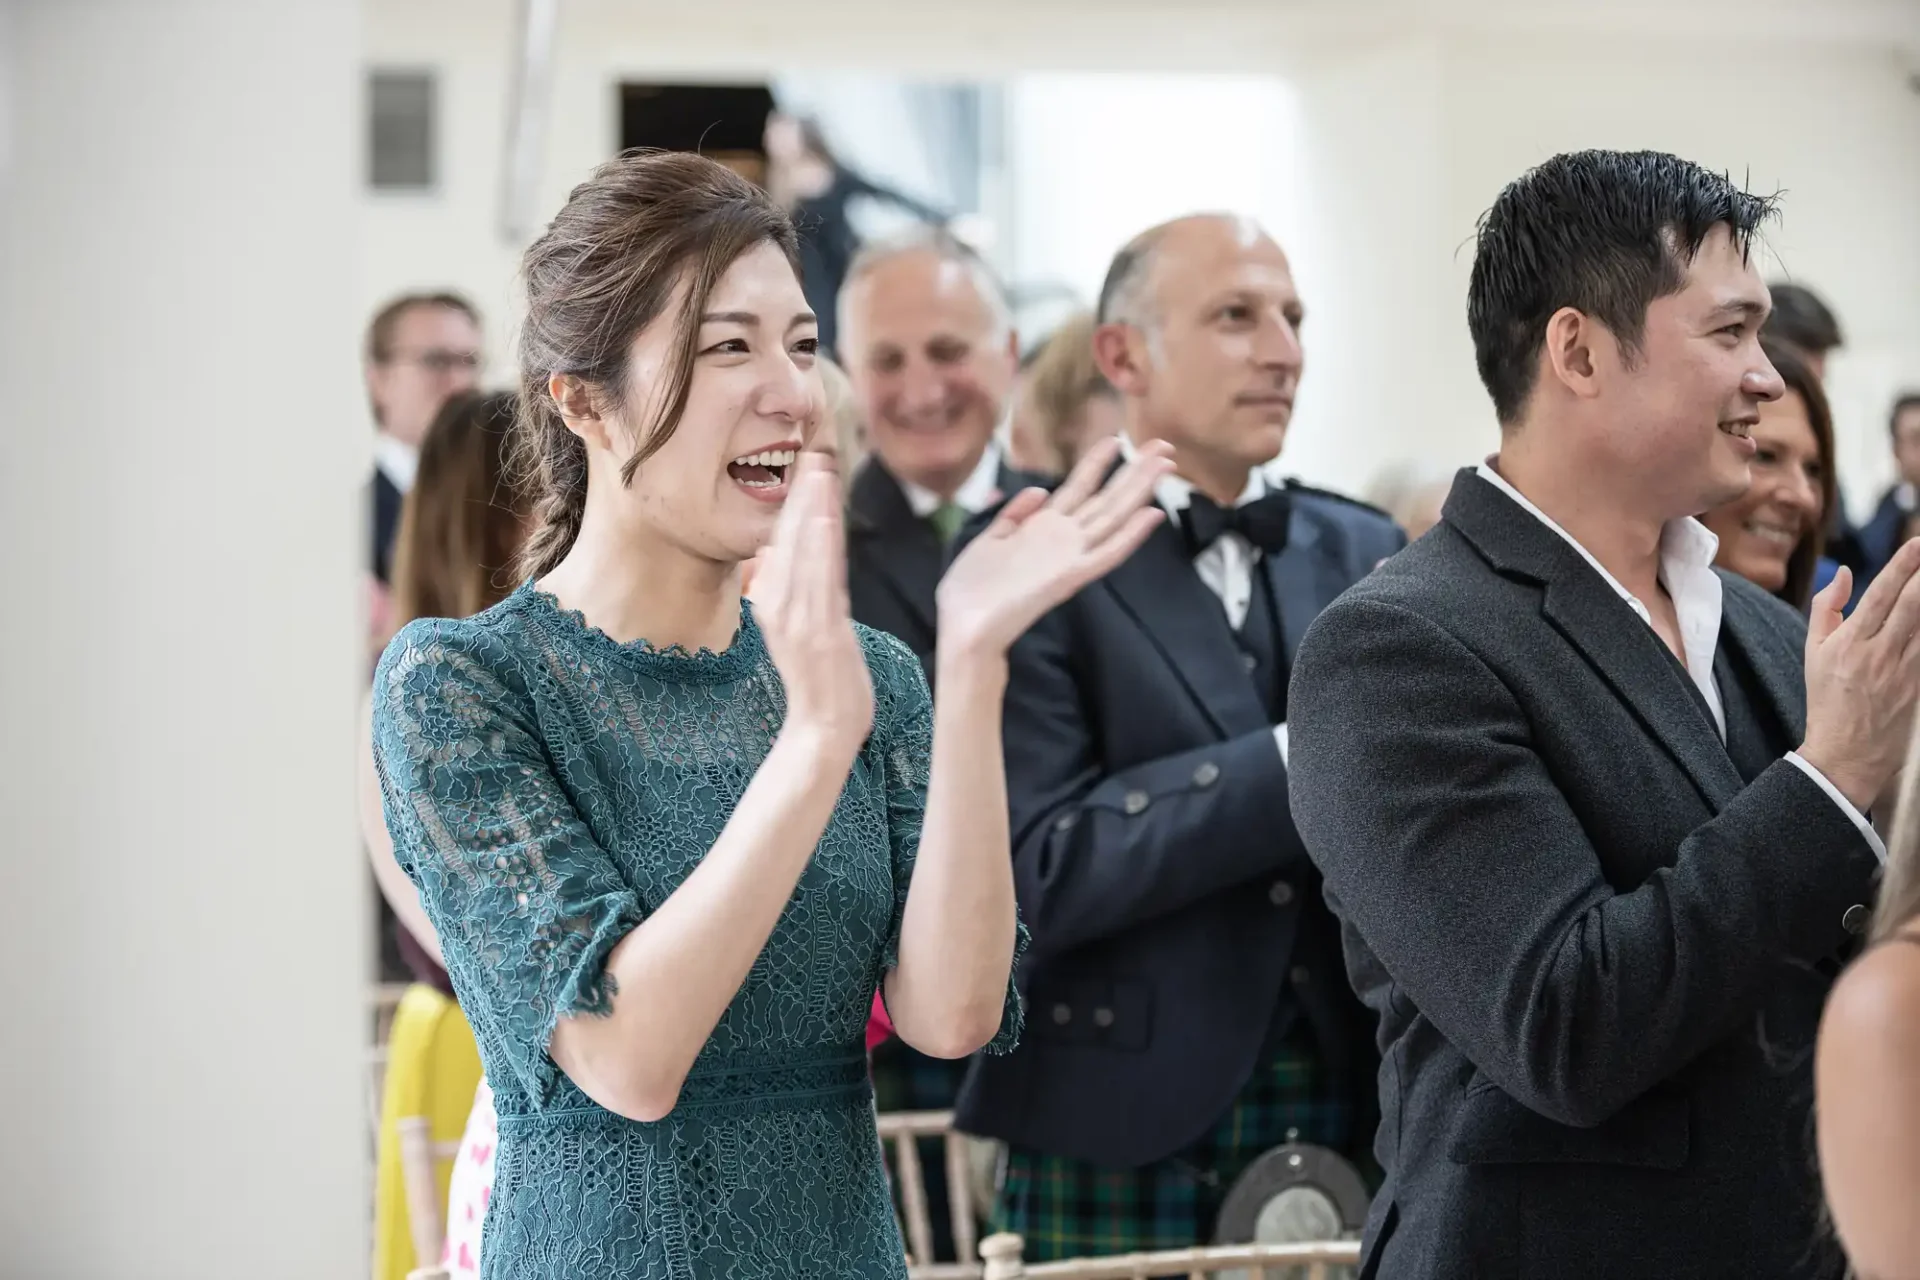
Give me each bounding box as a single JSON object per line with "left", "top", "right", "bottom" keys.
{"left": 954, "top": 484, "right": 1404, "bottom": 1169}
{"left": 1287, "top": 470, "right": 1879, "bottom": 1280}
{"left": 370, "top": 467, "right": 403, "bottom": 584}
{"left": 844, "top": 454, "right": 1047, "bottom": 678}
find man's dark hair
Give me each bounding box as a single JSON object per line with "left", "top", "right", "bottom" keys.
{"left": 1762, "top": 282, "right": 1844, "bottom": 358}
{"left": 1891, "top": 392, "right": 1920, "bottom": 440}
{"left": 1467, "top": 150, "right": 1779, "bottom": 426}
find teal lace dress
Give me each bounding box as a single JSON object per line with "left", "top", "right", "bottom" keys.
{"left": 371, "top": 583, "right": 1024, "bottom": 1279}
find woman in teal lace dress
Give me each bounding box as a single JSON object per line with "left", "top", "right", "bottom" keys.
{"left": 370, "top": 150, "right": 1173, "bottom": 1280}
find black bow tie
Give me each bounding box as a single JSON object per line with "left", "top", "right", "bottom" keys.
{"left": 1180, "top": 488, "right": 1293, "bottom": 557}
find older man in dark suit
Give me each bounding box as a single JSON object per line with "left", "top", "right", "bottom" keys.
{"left": 1288, "top": 150, "right": 1919, "bottom": 1280}
{"left": 956, "top": 213, "right": 1401, "bottom": 1261}
{"left": 836, "top": 228, "right": 1046, "bottom": 679}
{"left": 834, "top": 227, "right": 1047, "bottom": 1261}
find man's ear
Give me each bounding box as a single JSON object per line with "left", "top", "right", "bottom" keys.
{"left": 1093, "top": 321, "right": 1150, "bottom": 397}
{"left": 1541, "top": 306, "right": 1604, "bottom": 404}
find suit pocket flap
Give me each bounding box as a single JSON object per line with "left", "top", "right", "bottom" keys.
{"left": 1446, "top": 1084, "right": 1689, "bottom": 1170}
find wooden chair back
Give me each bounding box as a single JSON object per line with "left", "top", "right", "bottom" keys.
{"left": 977, "top": 1232, "right": 1362, "bottom": 1279}
{"left": 877, "top": 1109, "right": 987, "bottom": 1278}
{"left": 396, "top": 1114, "right": 464, "bottom": 1280}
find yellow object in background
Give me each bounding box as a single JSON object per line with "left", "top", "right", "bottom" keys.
{"left": 374, "top": 985, "right": 483, "bottom": 1280}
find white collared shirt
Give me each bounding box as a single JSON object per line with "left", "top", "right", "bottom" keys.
{"left": 1121, "top": 434, "right": 1291, "bottom": 762}
{"left": 374, "top": 432, "right": 419, "bottom": 494}
{"left": 1477, "top": 459, "right": 1884, "bottom": 861}
{"left": 1476, "top": 461, "right": 1727, "bottom": 735}
{"left": 900, "top": 441, "right": 1004, "bottom": 519}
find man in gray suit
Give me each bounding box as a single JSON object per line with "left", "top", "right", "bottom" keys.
{"left": 1288, "top": 149, "right": 1920, "bottom": 1279}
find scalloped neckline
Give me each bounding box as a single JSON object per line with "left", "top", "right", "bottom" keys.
{"left": 516, "top": 580, "right": 762, "bottom": 682}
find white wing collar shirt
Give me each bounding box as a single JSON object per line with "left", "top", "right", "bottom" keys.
{"left": 1120, "top": 432, "right": 1291, "bottom": 762}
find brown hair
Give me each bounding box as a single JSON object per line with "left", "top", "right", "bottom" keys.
{"left": 512, "top": 149, "right": 801, "bottom": 579}
{"left": 364, "top": 291, "right": 481, "bottom": 364}
{"left": 1760, "top": 336, "right": 1838, "bottom": 611}
{"left": 389, "top": 391, "right": 531, "bottom": 632}
{"left": 814, "top": 354, "right": 867, "bottom": 497}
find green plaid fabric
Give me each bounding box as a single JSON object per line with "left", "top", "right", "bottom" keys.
{"left": 990, "top": 1029, "right": 1357, "bottom": 1262}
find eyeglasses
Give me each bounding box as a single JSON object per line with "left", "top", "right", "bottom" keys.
{"left": 386, "top": 349, "right": 485, "bottom": 375}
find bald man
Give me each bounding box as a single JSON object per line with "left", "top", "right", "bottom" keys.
{"left": 952, "top": 215, "right": 1402, "bottom": 1260}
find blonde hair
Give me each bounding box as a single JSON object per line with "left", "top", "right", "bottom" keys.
{"left": 1012, "top": 312, "right": 1115, "bottom": 475}
{"left": 815, "top": 355, "right": 867, "bottom": 496}
{"left": 1873, "top": 714, "right": 1920, "bottom": 943}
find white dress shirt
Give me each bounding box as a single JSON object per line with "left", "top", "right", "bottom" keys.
{"left": 374, "top": 432, "right": 419, "bottom": 494}
{"left": 899, "top": 441, "right": 1004, "bottom": 518}
{"left": 1477, "top": 460, "right": 1884, "bottom": 862}
{"left": 1121, "top": 435, "right": 1292, "bottom": 762}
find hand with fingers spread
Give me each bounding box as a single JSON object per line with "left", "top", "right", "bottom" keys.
{"left": 1799, "top": 537, "right": 1920, "bottom": 810}
{"left": 936, "top": 436, "right": 1176, "bottom": 659}
{"left": 749, "top": 452, "right": 875, "bottom": 756}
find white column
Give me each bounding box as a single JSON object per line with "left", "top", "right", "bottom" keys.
{"left": 1285, "top": 40, "right": 1471, "bottom": 496}
{"left": 0, "top": 3, "right": 366, "bottom": 1277}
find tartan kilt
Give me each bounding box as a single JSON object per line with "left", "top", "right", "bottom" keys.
{"left": 988, "top": 1027, "right": 1358, "bottom": 1262}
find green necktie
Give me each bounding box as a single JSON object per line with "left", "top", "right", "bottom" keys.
{"left": 928, "top": 502, "right": 966, "bottom": 545}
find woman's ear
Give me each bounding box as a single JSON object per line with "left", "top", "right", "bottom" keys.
{"left": 550, "top": 373, "right": 613, "bottom": 451}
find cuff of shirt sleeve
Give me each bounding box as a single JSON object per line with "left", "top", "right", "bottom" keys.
{"left": 1785, "top": 751, "right": 1887, "bottom": 864}
{"left": 1274, "top": 722, "right": 1288, "bottom": 768}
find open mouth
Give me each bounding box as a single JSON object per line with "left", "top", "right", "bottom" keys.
{"left": 727, "top": 447, "right": 798, "bottom": 498}
{"left": 1717, "top": 418, "right": 1758, "bottom": 455}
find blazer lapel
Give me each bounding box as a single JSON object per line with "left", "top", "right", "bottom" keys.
{"left": 848, "top": 458, "right": 941, "bottom": 638}
{"left": 1444, "top": 470, "right": 1744, "bottom": 811}
{"left": 1264, "top": 503, "right": 1339, "bottom": 671}
{"left": 1716, "top": 576, "right": 1809, "bottom": 741}
{"left": 1102, "top": 521, "right": 1272, "bottom": 739}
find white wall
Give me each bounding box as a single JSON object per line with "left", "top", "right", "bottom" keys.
{"left": 362, "top": 0, "right": 1920, "bottom": 507}
{"left": 1003, "top": 73, "right": 1308, "bottom": 316}
{"left": 1435, "top": 33, "right": 1920, "bottom": 518}
{"left": 0, "top": 1, "right": 366, "bottom": 1277}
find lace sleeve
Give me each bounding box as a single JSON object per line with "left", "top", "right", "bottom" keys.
{"left": 865, "top": 627, "right": 1027, "bottom": 1055}
{"left": 371, "top": 618, "right": 646, "bottom": 1104}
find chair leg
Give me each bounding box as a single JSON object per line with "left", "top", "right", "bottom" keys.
{"left": 395, "top": 1115, "right": 446, "bottom": 1270}
{"left": 979, "top": 1231, "right": 1026, "bottom": 1278}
